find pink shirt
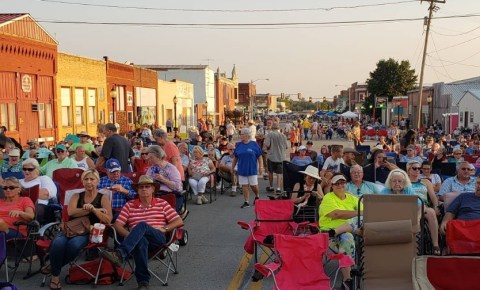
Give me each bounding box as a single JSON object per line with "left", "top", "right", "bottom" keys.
{"left": 0, "top": 197, "right": 35, "bottom": 236}
{"left": 162, "top": 141, "right": 184, "bottom": 181}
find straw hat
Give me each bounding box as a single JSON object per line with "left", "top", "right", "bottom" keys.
{"left": 298, "top": 165, "right": 321, "bottom": 180}
{"left": 132, "top": 175, "right": 160, "bottom": 192}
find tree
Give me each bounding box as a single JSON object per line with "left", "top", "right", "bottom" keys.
{"left": 366, "top": 58, "right": 417, "bottom": 101}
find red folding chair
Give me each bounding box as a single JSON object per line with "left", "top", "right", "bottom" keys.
{"left": 52, "top": 168, "right": 85, "bottom": 206}
{"left": 122, "top": 172, "right": 142, "bottom": 184}
{"left": 114, "top": 193, "right": 187, "bottom": 287}
{"left": 255, "top": 233, "right": 354, "bottom": 290}
{"left": 446, "top": 219, "right": 480, "bottom": 255}
{"left": 238, "top": 200, "right": 315, "bottom": 264}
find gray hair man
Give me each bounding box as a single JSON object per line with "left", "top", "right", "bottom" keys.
{"left": 264, "top": 122, "right": 288, "bottom": 193}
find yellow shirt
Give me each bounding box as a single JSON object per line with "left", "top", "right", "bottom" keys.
{"left": 303, "top": 120, "right": 311, "bottom": 129}
{"left": 319, "top": 191, "right": 361, "bottom": 230}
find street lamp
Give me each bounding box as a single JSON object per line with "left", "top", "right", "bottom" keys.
{"left": 173, "top": 95, "right": 178, "bottom": 129}
{"left": 426, "top": 95, "right": 433, "bottom": 126}
{"left": 204, "top": 100, "right": 208, "bottom": 122}
{"left": 110, "top": 85, "right": 117, "bottom": 123}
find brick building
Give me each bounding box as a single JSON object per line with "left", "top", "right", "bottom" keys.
{"left": 0, "top": 13, "right": 57, "bottom": 145}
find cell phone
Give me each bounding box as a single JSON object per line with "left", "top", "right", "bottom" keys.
{"left": 382, "top": 157, "right": 387, "bottom": 162}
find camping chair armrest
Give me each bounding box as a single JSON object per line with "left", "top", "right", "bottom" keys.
{"left": 13, "top": 219, "right": 40, "bottom": 231}
{"left": 289, "top": 221, "right": 310, "bottom": 234}
{"left": 327, "top": 253, "right": 355, "bottom": 268}
{"left": 38, "top": 221, "right": 61, "bottom": 236}
{"left": 237, "top": 221, "right": 256, "bottom": 231}
{"left": 255, "top": 262, "right": 280, "bottom": 279}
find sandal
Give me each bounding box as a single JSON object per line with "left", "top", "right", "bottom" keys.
{"left": 433, "top": 246, "right": 441, "bottom": 256}
{"left": 50, "top": 279, "right": 62, "bottom": 290}
{"left": 41, "top": 264, "right": 51, "bottom": 275}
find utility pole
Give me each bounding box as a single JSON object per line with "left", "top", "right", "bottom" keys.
{"left": 416, "top": 0, "right": 445, "bottom": 129}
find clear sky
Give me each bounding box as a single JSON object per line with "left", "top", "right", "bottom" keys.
{"left": 4, "top": 0, "right": 480, "bottom": 100}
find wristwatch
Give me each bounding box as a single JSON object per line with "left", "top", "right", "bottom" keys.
{"left": 164, "top": 226, "right": 169, "bottom": 232}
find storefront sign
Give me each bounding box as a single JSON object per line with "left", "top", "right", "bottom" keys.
{"left": 21, "top": 75, "right": 32, "bottom": 93}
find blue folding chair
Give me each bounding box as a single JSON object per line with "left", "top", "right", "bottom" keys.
{"left": 1, "top": 172, "right": 24, "bottom": 180}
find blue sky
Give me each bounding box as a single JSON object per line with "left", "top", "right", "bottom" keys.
{"left": 4, "top": 0, "right": 480, "bottom": 99}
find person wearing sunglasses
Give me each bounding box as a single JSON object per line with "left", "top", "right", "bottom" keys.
{"left": 40, "top": 144, "right": 78, "bottom": 179}
{"left": 19, "top": 158, "right": 57, "bottom": 205}
{"left": 407, "top": 161, "right": 441, "bottom": 255}
{"left": 0, "top": 177, "right": 35, "bottom": 239}
{"left": 319, "top": 173, "right": 361, "bottom": 289}
{"left": 0, "top": 148, "right": 23, "bottom": 184}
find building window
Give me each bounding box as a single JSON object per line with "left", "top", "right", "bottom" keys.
{"left": 88, "top": 89, "right": 96, "bottom": 124}
{"left": 117, "top": 86, "right": 125, "bottom": 111}
{"left": 460, "top": 112, "right": 463, "bottom": 122}
{"left": 39, "top": 103, "right": 45, "bottom": 129}
{"left": 0, "top": 104, "right": 7, "bottom": 129}
{"left": 128, "top": 111, "right": 133, "bottom": 124}
{"left": 45, "top": 103, "right": 53, "bottom": 128}
{"left": 470, "top": 112, "right": 474, "bottom": 123}
{"left": 61, "top": 87, "right": 71, "bottom": 127}
{"left": 8, "top": 104, "right": 16, "bottom": 131}
{"left": 75, "top": 88, "right": 85, "bottom": 125}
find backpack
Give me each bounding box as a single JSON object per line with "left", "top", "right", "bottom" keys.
{"left": 65, "top": 259, "right": 131, "bottom": 285}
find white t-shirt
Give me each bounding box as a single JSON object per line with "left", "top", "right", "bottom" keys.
{"left": 249, "top": 125, "right": 257, "bottom": 141}
{"left": 20, "top": 176, "right": 58, "bottom": 205}
{"left": 322, "top": 157, "right": 345, "bottom": 173}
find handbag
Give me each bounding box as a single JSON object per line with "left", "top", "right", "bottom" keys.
{"left": 62, "top": 216, "right": 91, "bottom": 238}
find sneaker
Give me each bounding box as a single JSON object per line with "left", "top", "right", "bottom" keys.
{"left": 201, "top": 195, "right": 209, "bottom": 204}
{"left": 254, "top": 196, "right": 259, "bottom": 205}
{"left": 100, "top": 249, "right": 123, "bottom": 268}
{"left": 196, "top": 196, "right": 202, "bottom": 205}
{"left": 241, "top": 202, "right": 250, "bottom": 208}
{"left": 216, "top": 184, "right": 222, "bottom": 190}
{"left": 266, "top": 186, "right": 275, "bottom": 192}
{"left": 232, "top": 186, "right": 237, "bottom": 192}
{"left": 342, "top": 279, "right": 354, "bottom": 290}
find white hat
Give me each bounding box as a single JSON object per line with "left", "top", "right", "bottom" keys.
{"left": 331, "top": 175, "right": 347, "bottom": 184}
{"left": 298, "top": 165, "right": 321, "bottom": 180}
{"left": 298, "top": 145, "right": 307, "bottom": 151}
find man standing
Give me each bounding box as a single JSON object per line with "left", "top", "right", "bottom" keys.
{"left": 264, "top": 122, "right": 288, "bottom": 193}
{"left": 166, "top": 119, "right": 172, "bottom": 134}
{"left": 226, "top": 121, "right": 235, "bottom": 142}
{"left": 153, "top": 129, "right": 184, "bottom": 181}
{"left": 258, "top": 119, "right": 273, "bottom": 180}
{"left": 100, "top": 175, "right": 183, "bottom": 290}
{"left": 96, "top": 123, "right": 135, "bottom": 173}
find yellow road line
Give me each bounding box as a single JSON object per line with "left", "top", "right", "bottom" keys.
{"left": 249, "top": 250, "right": 269, "bottom": 290}
{"left": 228, "top": 253, "right": 252, "bottom": 290}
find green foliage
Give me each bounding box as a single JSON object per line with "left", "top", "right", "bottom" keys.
{"left": 290, "top": 100, "right": 317, "bottom": 112}
{"left": 366, "top": 58, "right": 417, "bottom": 101}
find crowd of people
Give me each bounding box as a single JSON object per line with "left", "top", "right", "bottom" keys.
{"left": 1, "top": 115, "right": 480, "bottom": 290}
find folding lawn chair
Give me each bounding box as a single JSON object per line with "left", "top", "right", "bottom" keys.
{"left": 0, "top": 232, "right": 8, "bottom": 282}
{"left": 356, "top": 194, "right": 425, "bottom": 290}
{"left": 254, "top": 233, "right": 354, "bottom": 290}
{"left": 445, "top": 219, "right": 480, "bottom": 255}
{"left": 413, "top": 255, "right": 480, "bottom": 290}
{"left": 237, "top": 200, "right": 315, "bottom": 265}
{"left": 38, "top": 189, "right": 113, "bottom": 287}
{"left": 112, "top": 193, "right": 186, "bottom": 287}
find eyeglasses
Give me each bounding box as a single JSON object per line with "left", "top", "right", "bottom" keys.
{"left": 56, "top": 149, "right": 65, "bottom": 153}
{"left": 22, "top": 167, "right": 35, "bottom": 172}
{"left": 460, "top": 168, "right": 470, "bottom": 171}
{"left": 454, "top": 153, "right": 462, "bottom": 155}
{"left": 422, "top": 168, "right": 431, "bottom": 170}
{"left": 333, "top": 181, "right": 346, "bottom": 186}
{"left": 141, "top": 153, "right": 149, "bottom": 156}
{"left": 3, "top": 186, "right": 18, "bottom": 190}
{"left": 410, "top": 167, "right": 421, "bottom": 171}
{"left": 357, "top": 188, "right": 361, "bottom": 196}
{"left": 137, "top": 185, "right": 152, "bottom": 189}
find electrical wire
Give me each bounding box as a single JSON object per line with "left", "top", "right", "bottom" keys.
{"left": 32, "top": 13, "right": 480, "bottom": 28}
{"left": 35, "top": 0, "right": 418, "bottom": 13}
{"left": 429, "top": 34, "right": 454, "bottom": 80}
{"left": 432, "top": 33, "right": 480, "bottom": 53}
{"left": 431, "top": 25, "right": 480, "bottom": 37}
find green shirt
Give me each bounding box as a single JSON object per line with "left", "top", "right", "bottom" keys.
{"left": 40, "top": 157, "right": 78, "bottom": 179}
{"left": 319, "top": 191, "right": 361, "bottom": 230}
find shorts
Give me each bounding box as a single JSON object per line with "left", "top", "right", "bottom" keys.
{"left": 267, "top": 160, "right": 283, "bottom": 174}
{"left": 238, "top": 175, "right": 258, "bottom": 186}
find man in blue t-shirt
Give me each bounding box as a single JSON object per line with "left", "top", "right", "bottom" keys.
{"left": 440, "top": 175, "right": 480, "bottom": 235}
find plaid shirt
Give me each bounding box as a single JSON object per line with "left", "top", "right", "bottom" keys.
{"left": 98, "top": 176, "right": 136, "bottom": 210}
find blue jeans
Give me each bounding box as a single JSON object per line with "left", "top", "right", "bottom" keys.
{"left": 49, "top": 233, "right": 89, "bottom": 276}
{"left": 6, "top": 228, "right": 23, "bottom": 240}
{"left": 117, "top": 222, "right": 166, "bottom": 284}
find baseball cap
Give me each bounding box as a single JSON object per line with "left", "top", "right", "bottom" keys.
{"left": 105, "top": 158, "right": 121, "bottom": 172}
{"left": 55, "top": 144, "right": 67, "bottom": 151}
{"left": 298, "top": 145, "right": 307, "bottom": 151}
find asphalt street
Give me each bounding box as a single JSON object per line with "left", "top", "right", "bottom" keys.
{"left": 7, "top": 136, "right": 376, "bottom": 290}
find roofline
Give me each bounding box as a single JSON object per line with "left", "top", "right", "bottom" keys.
{"left": 0, "top": 13, "right": 58, "bottom": 45}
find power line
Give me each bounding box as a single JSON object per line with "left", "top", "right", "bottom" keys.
{"left": 429, "top": 34, "right": 454, "bottom": 80}
{"left": 431, "top": 24, "right": 480, "bottom": 36}
{"left": 432, "top": 33, "right": 480, "bottom": 52}
{"left": 36, "top": 0, "right": 418, "bottom": 13}
{"left": 33, "top": 13, "right": 480, "bottom": 28}
{"left": 426, "top": 50, "right": 480, "bottom": 67}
